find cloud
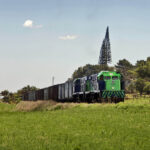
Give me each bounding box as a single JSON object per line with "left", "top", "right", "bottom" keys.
{"left": 23, "top": 19, "right": 43, "bottom": 29}
{"left": 23, "top": 20, "right": 33, "bottom": 28}
{"left": 59, "top": 35, "right": 78, "bottom": 40}
{"left": 35, "top": 25, "right": 43, "bottom": 28}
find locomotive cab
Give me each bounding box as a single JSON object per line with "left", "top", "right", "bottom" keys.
{"left": 73, "top": 78, "right": 81, "bottom": 94}
{"left": 97, "top": 71, "right": 125, "bottom": 100}
{"left": 98, "top": 71, "right": 121, "bottom": 91}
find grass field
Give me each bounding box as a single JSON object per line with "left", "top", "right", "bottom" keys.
{"left": 0, "top": 99, "right": 150, "bottom": 150}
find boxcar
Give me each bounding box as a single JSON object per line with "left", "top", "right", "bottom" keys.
{"left": 52, "top": 85, "right": 59, "bottom": 100}
{"left": 48, "top": 86, "right": 53, "bottom": 100}
{"left": 64, "top": 81, "right": 73, "bottom": 100}
{"left": 48, "top": 85, "right": 59, "bottom": 100}
{"left": 36, "top": 89, "right": 44, "bottom": 100}
{"left": 44, "top": 88, "right": 49, "bottom": 100}
{"left": 58, "top": 83, "right": 65, "bottom": 101}
{"left": 23, "top": 93, "right": 29, "bottom": 101}
{"left": 65, "top": 82, "right": 69, "bottom": 99}
{"left": 28, "top": 91, "right": 36, "bottom": 101}
{"left": 68, "top": 81, "right": 73, "bottom": 99}
{"left": 58, "top": 84, "right": 62, "bottom": 100}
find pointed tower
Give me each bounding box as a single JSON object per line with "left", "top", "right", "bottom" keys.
{"left": 98, "top": 27, "right": 112, "bottom": 65}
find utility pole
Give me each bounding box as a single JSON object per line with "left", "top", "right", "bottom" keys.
{"left": 52, "top": 76, "right": 55, "bottom": 86}
{"left": 98, "top": 26, "right": 112, "bottom": 65}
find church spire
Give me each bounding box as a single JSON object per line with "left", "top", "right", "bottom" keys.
{"left": 98, "top": 27, "right": 112, "bottom": 65}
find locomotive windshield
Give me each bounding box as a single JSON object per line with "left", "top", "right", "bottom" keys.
{"left": 105, "top": 76, "right": 111, "bottom": 80}
{"left": 112, "top": 76, "right": 119, "bottom": 80}
{"left": 75, "top": 79, "right": 80, "bottom": 85}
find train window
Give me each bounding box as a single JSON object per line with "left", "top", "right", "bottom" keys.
{"left": 112, "top": 76, "right": 118, "bottom": 80}
{"left": 105, "top": 76, "right": 111, "bottom": 80}
{"left": 75, "top": 79, "right": 80, "bottom": 85}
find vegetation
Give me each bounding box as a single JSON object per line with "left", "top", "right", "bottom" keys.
{"left": 0, "top": 99, "right": 150, "bottom": 150}
{"left": 1, "top": 57, "right": 150, "bottom": 103}
{"left": 72, "top": 57, "right": 150, "bottom": 95}
{"left": 116, "top": 58, "right": 134, "bottom": 69}
{"left": 125, "top": 57, "right": 150, "bottom": 94}
{"left": 0, "top": 85, "right": 38, "bottom": 103}
{"left": 72, "top": 64, "right": 114, "bottom": 79}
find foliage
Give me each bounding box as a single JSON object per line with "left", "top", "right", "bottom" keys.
{"left": 127, "top": 82, "right": 136, "bottom": 93}
{"left": 72, "top": 64, "right": 114, "bottom": 79}
{"left": 116, "top": 59, "right": 134, "bottom": 69}
{"left": 134, "top": 57, "right": 150, "bottom": 95}
{"left": 115, "top": 60, "right": 135, "bottom": 93}
{"left": 1, "top": 90, "right": 12, "bottom": 103}
{"left": 135, "top": 78, "right": 146, "bottom": 95}
{"left": 1, "top": 90, "right": 9, "bottom": 96}
{"left": 136, "top": 60, "right": 146, "bottom": 67}
{"left": 17, "top": 85, "right": 39, "bottom": 95}
{"left": 115, "top": 57, "right": 150, "bottom": 95}
{"left": 136, "top": 60, "right": 150, "bottom": 78}
{"left": 144, "top": 82, "right": 150, "bottom": 94}
{"left": 0, "top": 85, "right": 38, "bottom": 104}
{"left": 71, "top": 57, "right": 150, "bottom": 95}
{"left": 0, "top": 99, "right": 150, "bottom": 150}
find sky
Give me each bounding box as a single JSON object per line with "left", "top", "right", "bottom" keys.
{"left": 0, "top": 0, "right": 150, "bottom": 92}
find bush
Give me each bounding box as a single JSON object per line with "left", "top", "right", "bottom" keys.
{"left": 144, "top": 82, "right": 150, "bottom": 94}
{"left": 127, "top": 82, "right": 136, "bottom": 93}
{"left": 135, "top": 78, "right": 146, "bottom": 95}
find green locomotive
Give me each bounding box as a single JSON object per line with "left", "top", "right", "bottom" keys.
{"left": 73, "top": 71, "right": 125, "bottom": 103}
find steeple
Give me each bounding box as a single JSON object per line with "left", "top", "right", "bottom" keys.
{"left": 98, "top": 27, "right": 112, "bottom": 65}
{"left": 105, "top": 26, "right": 109, "bottom": 40}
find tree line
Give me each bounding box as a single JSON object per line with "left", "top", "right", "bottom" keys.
{"left": 0, "top": 57, "right": 150, "bottom": 103}
{"left": 72, "top": 57, "right": 150, "bottom": 95}
{"left": 0, "top": 86, "right": 38, "bottom": 103}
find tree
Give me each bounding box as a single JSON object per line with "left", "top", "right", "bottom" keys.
{"left": 1, "top": 90, "right": 9, "bottom": 102}
{"left": 144, "top": 82, "right": 150, "bottom": 94}
{"left": 136, "top": 58, "right": 150, "bottom": 78}
{"left": 136, "top": 60, "right": 146, "bottom": 67}
{"left": 72, "top": 64, "right": 114, "bottom": 79}
{"left": 127, "top": 82, "right": 136, "bottom": 93}
{"left": 0, "top": 85, "right": 38, "bottom": 103}
{"left": 1, "top": 90, "right": 12, "bottom": 103}
{"left": 135, "top": 78, "right": 146, "bottom": 95}
{"left": 116, "top": 59, "right": 133, "bottom": 69}
{"left": 1, "top": 90, "right": 9, "bottom": 97}
{"left": 17, "top": 85, "right": 39, "bottom": 95}
{"left": 147, "top": 57, "right": 150, "bottom": 62}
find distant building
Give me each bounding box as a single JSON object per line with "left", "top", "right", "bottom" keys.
{"left": 98, "top": 27, "right": 112, "bottom": 65}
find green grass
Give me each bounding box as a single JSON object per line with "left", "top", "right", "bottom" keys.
{"left": 0, "top": 99, "right": 150, "bottom": 150}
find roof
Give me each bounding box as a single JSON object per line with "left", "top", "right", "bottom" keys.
{"left": 98, "top": 71, "right": 121, "bottom": 77}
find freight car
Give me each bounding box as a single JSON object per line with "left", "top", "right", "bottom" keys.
{"left": 23, "top": 71, "right": 125, "bottom": 103}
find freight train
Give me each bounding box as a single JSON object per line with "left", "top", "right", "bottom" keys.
{"left": 23, "top": 71, "right": 125, "bottom": 103}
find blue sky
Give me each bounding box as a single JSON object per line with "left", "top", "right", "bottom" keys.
{"left": 0, "top": 0, "right": 150, "bottom": 92}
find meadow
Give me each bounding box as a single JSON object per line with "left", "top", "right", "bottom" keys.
{"left": 0, "top": 99, "right": 150, "bottom": 150}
